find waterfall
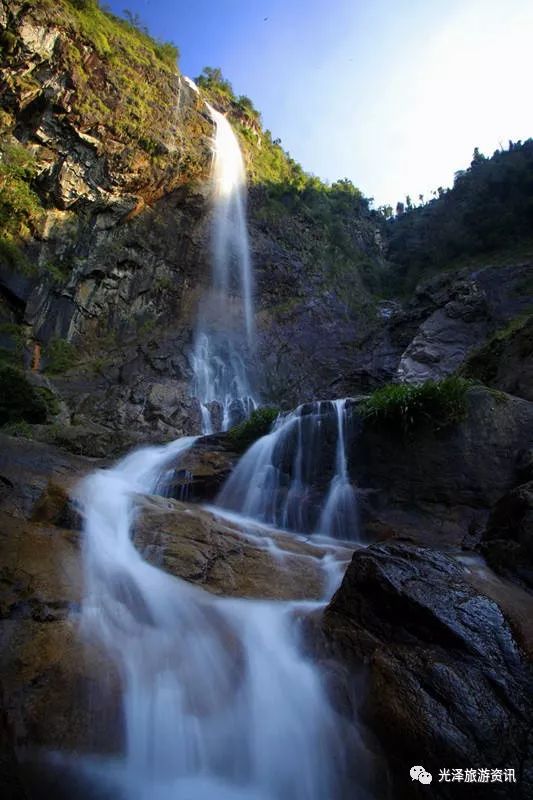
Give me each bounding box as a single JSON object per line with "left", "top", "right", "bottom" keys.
{"left": 76, "top": 437, "right": 355, "bottom": 800}
{"left": 192, "top": 104, "right": 257, "bottom": 434}
{"left": 217, "top": 399, "right": 360, "bottom": 541}
{"left": 316, "top": 399, "right": 360, "bottom": 539}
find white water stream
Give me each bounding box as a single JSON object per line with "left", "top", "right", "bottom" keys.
{"left": 218, "top": 399, "right": 359, "bottom": 540}
{"left": 192, "top": 104, "right": 257, "bottom": 433}
{"left": 77, "top": 436, "right": 360, "bottom": 800}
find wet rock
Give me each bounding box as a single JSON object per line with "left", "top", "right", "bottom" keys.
{"left": 481, "top": 481, "right": 533, "bottom": 590}
{"left": 319, "top": 541, "right": 533, "bottom": 799}
{"left": 462, "top": 313, "right": 533, "bottom": 402}
{"left": 133, "top": 495, "right": 340, "bottom": 601}
{"left": 31, "top": 479, "right": 81, "bottom": 529}
{"left": 0, "top": 433, "right": 97, "bottom": 518}
{"left": 163, "top": 432, "right": 240, "bottom": 501}
{"left": 355, "top": 387, "right": 533, "bottom": 547}
{"left": 0, "top": 512, "right": 122, "bottom": 757}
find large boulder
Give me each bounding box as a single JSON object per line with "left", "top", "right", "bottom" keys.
{"left": 462, "top": 313, "right": 533, "bottom": 402}
{"left": 481, "top": 480, "right": 533, "bottom": 590}
{"left": 397, "top": 277, "right": 490, "bottom": 383}
{"left": 133, "top": 495, "right": 344, "bottom": 600}
{"left": 318, "top": 541, "right": 533, "bottom": 799}
{"left": 355, "top": 387, "right": 533, "bottom": 547}
{"left": 0, "top": 432, "right": 98, "bottom": 518}
{"left": 396, "top": 264, "right": 532, "bottom": 384}
{"left": 161, "top": 432, "right": 240, "bottom": 502}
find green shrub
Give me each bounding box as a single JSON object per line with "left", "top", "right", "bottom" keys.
{"left": 0, "top": 322, "right": 25, "bottom": 367}
{"left": 44, "top": 338, "right": 77, "bottom": 374}
{"left": 34, "top": 385, "right": 61, "bottom": 417}
{"left": 1, "top": 420, "right": 34, "bottom": 438}
{"left": 359, "top": 376, "right": 473, "bottom": 435}
{"left": 228, "top": 407, "right": 279, "bottom": 451}
{"left": 0, "top": 237, "right": 34, "bottom": 275}
{"left": 0, "top": 139, "right": 43, "bottom": 236}
{"left": 0, "top": 365, "right": 49, "bottom": 425}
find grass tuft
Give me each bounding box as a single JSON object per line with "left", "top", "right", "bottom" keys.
{"left": 359, "top": 376, "right": 474, "bottom": 435}
{"left": 228, "top": 407, "right": 279, "bottom": 452}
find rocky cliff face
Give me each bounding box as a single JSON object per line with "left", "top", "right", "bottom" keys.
{"left": 0, "top": 0, "right": 390, "bottom": 447}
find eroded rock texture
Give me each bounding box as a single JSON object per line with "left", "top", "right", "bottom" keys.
{"left": 319, "top": 542, "right": 533, "bottom": 799}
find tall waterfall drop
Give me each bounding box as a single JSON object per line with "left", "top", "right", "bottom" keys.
{"left": 192, "top": 104, "right": 257, "bottom": 434}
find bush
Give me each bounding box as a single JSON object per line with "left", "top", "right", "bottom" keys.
{"left": 44, "top": 337, "right": 77, "bottom": 374}
{"left": 228, "top": 407, "right": 279, "bottom": 451}
{"left": 359, "top": 376, "right": 473, "bottom": 435}
{"left": 0, "top": 139, "right": 43, "bottom": 236}
{"left": 0, "top": 365, "right": 49, "bottom": 425}
{"left": 1, "top": 420, "right": 34, "bottom": 438}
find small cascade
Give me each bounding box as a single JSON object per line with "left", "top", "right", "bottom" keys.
{"left": 218, "top": 399, "right": 360, "bottom": 540}
{"left": 192, "top": 104, "right": 257, "bottom": 434}
{"left": 315, "top": 399, "right": 359, "bottom": 539}
{"left": 77, "top": 437, "right": 351, "bottom": 800}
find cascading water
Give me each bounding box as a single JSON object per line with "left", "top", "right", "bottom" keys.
{"left": 192, "top": 104, "right": 257, "bottom": 434}
{"left": 69, "top": 83, "right": 367, "bottom": 800}
{"left": 316, "top": 399, "right": 360, "bottom": 539}
{"left": 75, "top": 437, "right": 357, "bottom": 800}
{"left": 218, "top": 399, "right": 359, "bottom": 540}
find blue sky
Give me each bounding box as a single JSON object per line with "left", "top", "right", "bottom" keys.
{"left": 106, "top": 0, "right": 533, "bottom": 207}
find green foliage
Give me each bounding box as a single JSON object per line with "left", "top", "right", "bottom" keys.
{"left": 154, "top": 275, "right": 174, "bottom": 292}
{"left": 63, "top": 0, "right": 179, "bottom": 65}
{"left": 152, "top": 40, "right": 180, "bottom": 67}
{"left": 0, "top": 323, "right": 25, "bottom": 367}
{"left": 196, "top": 67, "right": 234, "bottom": 98}
{"left": 45, "top": 259, "right": 73, "bottom": 284}
{"left": 360, "top": 376, "right": 473, "bottom": 435}
{"left": 33, "top": 0, "right": 183, "bottom": 162}
{"left": 0, "top": 365, "right": 51, "bottom": 425}
{"left": 34, "top": 385, "right": 61, "bottom": 417}
{"left": 228, "top": 407, "right": 279, "bottom": 452}
{"left": 386, "top": 140, "right": 533, "bottom": 294}
{"left": 236, "top": 95, "right": 260, "bottom": 122}
{"left": 66, "top": 0, "right": 99, "bottom": 9}
{"left": 44, "top": 338, "right": 78, "bottom": 374}
{"left": 0, "top": 138, "right": 43, "bottom": 237}
{"left": 0, "top": 237, "right": 33, "bottom": 274}
{"left": 137, "top": 317, "right": 156, "bottom": 337}
{"left": 1, "top": 420, "right": 34, "bottom": 438}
